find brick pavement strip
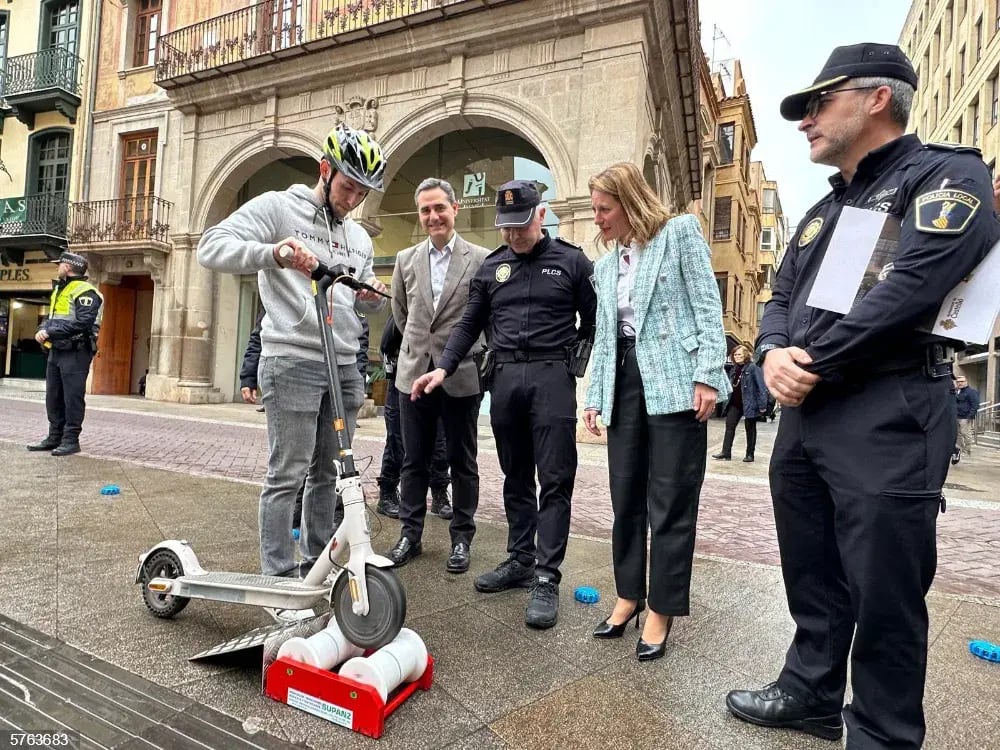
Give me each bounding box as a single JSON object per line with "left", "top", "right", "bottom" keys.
{"left": 3, "top": 397, "right": 999, "bottom": 600}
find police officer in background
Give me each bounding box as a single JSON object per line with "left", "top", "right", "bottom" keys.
{"left": 27, "top": 251, "right": 103, "bottom": 457}
{"left": 411, "top": 180, "right": 597, "bottom": 629}
{"left": 724, "top": 44, "right": 1000, "bottom": 749}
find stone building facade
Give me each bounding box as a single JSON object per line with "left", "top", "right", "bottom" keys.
{"left": 73, "top": 0, "right": 702, "bottom": 403}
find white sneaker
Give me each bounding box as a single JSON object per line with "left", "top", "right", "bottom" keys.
{"left": 264, "top": 607, "right": 316, "bottom": 624}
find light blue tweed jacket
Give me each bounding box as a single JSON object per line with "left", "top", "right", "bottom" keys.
{"left": 585, "top": 214, "right": 731, "bottom": 425}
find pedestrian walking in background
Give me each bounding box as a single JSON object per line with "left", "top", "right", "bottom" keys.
{"left": 713, "top": 345, "right": 768, "bottom": 463}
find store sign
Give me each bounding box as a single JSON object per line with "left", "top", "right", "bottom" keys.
{"left": 0, "top": 267, "right": 31, "bottom": 282}
{"left": 0, "top": 197, "right": 27, "bottom": 224}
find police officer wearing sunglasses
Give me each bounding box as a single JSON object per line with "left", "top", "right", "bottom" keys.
{"left": 725, "top": 43, "right": 1000, "bottom": 749}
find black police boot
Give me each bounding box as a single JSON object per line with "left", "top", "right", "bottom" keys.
{"left": 51, "top": 442, "right": 81, "bottom": 457}
{"left": 430, "top": 487, "right": 453, "bottom": 519}
{"left": 474, "top": 557, "right": 535, "bottom": 593}
{"left": 376, "top": 478, "right": 400, "bottom": 519}
{"left": 26, "top": 436, "right": 62, "bottom": 452}
{"left": 725, "top": 682, "right": 844, "bottom": 741}
{"left": 525, "top": 576, "right": 559, "bottom": 629}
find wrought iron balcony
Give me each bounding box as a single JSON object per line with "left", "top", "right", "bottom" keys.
{"left": 0, "top": 193, "right": 69, "bottom": 262}
{"left": 155, "top": 0, "right": 497, "bottom": 86}
{"left": 68, "top": 196, "right": 173, "bottom": 249}
{"left": 1, "top": 47, "right": 84, "bottom": 129}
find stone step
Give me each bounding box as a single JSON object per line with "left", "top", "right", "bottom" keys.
{"left": 977, "top": 431, "right": 1000, "bottom": 449}
{"left": 0, "top": 377, "right": 46, "bottom": 392}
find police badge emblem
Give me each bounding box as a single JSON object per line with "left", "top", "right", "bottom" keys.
{"left": 915, "top": 189, "right": 980, "bottom": 234}
{"left": 798, "top": 217, "right": 824, "bottom": 247}
{"left": 504, "top": 190, "right": 515, "bottom": 205}
{"left": 496, "top": 263, "right": 512, "bottom": 282}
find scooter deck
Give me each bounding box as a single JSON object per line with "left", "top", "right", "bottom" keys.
{"left": 170, "top": 571, "right": 330, "bottom": 608}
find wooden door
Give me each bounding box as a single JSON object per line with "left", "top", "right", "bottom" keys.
{"left": 92, "top": 284, "right": 135, "bottom": 395}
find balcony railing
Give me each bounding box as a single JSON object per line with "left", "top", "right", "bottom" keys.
{"left": 0, "top": 192, "right": 68, "bottom": 239}
{"left": 156, "top": 0, "right": 473, "bottom": 82}
{"left": 68, "top": 196, "right": 173, "bottom": 245}
{"left": 2, "top": 47, "right": 83, "bottom": 97}
{"left": 713, "top": 228, "right": 731, "bottom": 241}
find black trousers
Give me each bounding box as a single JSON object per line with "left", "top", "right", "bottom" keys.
{"left": 398, "top": 385, "right": 480, "bottom": 546}
{"left": 490, "top": 360, "right": 577, "bottom": 582}
{"left": 380, "top": 375, "right": 448, "bottom": 489}
{"left": 772, "top": 372, "right": 953, "bottom": 750}
{"left": 606, "top": 346, "right": 706, "bottom": 615}
{"left": 720, "top": 402, "right": 757, "bottom": 458}
{"left": 45, "top": 348, "right": 94, "bottom": 444}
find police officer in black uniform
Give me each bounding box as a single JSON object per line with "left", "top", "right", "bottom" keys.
{"left": 725, "top": 44, "right": 1000, "bottom": 749}
{"left": 27, "top": 251, "right": 103, "bottom": 457}
{"left": 411, "top": 180, "right": 597, "bottom": 629}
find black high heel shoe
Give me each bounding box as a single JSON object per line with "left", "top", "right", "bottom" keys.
{"left": 593, "top": 600, "right": 646, "bottom": 639}
{"left": 636, "top": 616, "right": 673, "bottom": 661}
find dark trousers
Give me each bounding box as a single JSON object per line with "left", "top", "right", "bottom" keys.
{"left": 772, "top": 372, "right": 953, "bottom": 750}
{"left": 45, "top": 349, "right": 94, "bottom": 444}
{"left": 607, "top": 346, "right": 706, "bottom": 615}
{"left": 398, "top": 385, "right": 480, "bottom": 546}
{"left": 720, "top": 403, "right": 757, "bottom": 458}
{"left": 381, "top": 375, "right": 448, "bottom": 489}
{"left": 490, "top": 360, "right": 577, "bottom": 582}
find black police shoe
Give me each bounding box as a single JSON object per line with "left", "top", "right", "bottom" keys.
{"left": 51, "top": 443, "right": 81, "bottom": 457}
{"left": 446, "top": 542, "right": 470, "bottom": 574}
{"left": 725, "top": 682, "right": 843, "bottom": 741}
{"left": 376, "top": 482, "right": 400, "bottom": 519}
{"left": 26, "top": 437, "right": 61, "bottom": 451}
{"left": 474, "top": 557, "right": 536, "bottom": 593}
{"left": 386, "top": 537, "right": 422, "bottom": 567}
{"left": 430, "top": 487, "right": 453, "bottom": 519}
{"left": 525, "top": 576, "right": 559, "bottom": 629}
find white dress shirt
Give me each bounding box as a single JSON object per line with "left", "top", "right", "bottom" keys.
{"left": 617, "top": 240, "right": 641, "bottom": 330}
{"left": 428, "top": 234, "right": 455, "bottom": 310}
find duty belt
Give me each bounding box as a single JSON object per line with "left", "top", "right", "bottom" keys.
{"left": 492, "top": 349, "right": 567, "bottom": 363}
{"left": 861, "top": 343, "right": 956, "bottom": 380}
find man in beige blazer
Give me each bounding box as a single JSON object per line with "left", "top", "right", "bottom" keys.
{"left": 385, "top": 178, "right": 490, "bottom": 573}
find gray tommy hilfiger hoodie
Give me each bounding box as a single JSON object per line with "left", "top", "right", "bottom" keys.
{"left": 198, "top": 184, "right": 383, "bottom": 366}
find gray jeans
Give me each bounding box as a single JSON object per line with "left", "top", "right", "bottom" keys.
{"left": 259, "top": 355, "right": 365, "bottom": 577}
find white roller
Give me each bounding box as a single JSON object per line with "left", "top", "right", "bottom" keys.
{"left": 277, "top": 618, "right": 364, "bottom": 670}
{"left": 339, "top": 628, "right": 428, "bottom": 701}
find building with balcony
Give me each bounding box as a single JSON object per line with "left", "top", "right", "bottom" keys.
{"left": 707, "top": 60, "right": 761, "bottom": 352}
{"left": 753, "top": 164, "right": 788, "bottom": 331}
{"left": 78, "top": 0, "right": 703, "bottom": 403}
{"left": 900, "top": 0, "right": 1000, "bottom": 406}
{"left": 687, "top": 52, "right": 720, "bottom": 240}
{"left": 0, "top": 0, "right": 93, "bottom": 381}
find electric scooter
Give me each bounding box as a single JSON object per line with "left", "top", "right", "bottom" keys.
{"left": 136, "top": 260, "right": 406, "bottom": 650}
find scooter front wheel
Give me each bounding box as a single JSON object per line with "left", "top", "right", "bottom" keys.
{"left": 332, "top": 565, "right": 406, "bottom": 649}
{"left": 140, "top": 548, "right": 190, "bottom": 618}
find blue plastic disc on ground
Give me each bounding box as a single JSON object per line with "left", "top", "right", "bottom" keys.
{"left": 574, "top": 586, "right": 600, "bottom": 604}
{"left": 100, "top": 485, "right": 120, "bottom": 496}
{"left": 969, "top": 640, "right": 1000, "bottom": 663}
{"left": 292, "top": 528, "right": 300, "bottom": 541}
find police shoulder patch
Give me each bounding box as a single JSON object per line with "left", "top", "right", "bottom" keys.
{"left": 915, "top": 189, "right": 981, "bottom": 234}
{"left": 78, "top": 296, "right": 93, "bottom": 307}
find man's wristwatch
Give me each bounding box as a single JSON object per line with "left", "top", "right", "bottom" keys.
{"left": 755, "top": 343, "right": 781, "bottom": 366}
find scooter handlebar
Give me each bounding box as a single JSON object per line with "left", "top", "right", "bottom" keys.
{"left": 278, "top": 246, "right": 389, "bottom": 298}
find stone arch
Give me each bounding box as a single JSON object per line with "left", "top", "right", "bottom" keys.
{"left": 191, "top": 129, "right": 321, "bottom": 231}
{"left": 364, "top": 93, "right": 577, "bottom": 218}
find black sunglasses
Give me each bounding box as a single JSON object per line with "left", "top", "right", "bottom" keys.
{"left": 804, "top": 86, "right": 878, "bottom": 119}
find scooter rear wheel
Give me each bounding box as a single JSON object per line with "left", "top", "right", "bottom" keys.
{"left": 332, "top": 565, "right": 406, "bottom": 649}
{"left": 140, "top": 549, "right": 190, "bottom": 618}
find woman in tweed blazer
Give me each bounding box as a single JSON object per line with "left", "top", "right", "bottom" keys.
{"left": 583, "top": 162, "right": 730, "bottom": 662}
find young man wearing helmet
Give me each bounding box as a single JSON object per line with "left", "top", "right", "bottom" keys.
{"left": 198, "top": 126, "right": 388, "bottom": 622}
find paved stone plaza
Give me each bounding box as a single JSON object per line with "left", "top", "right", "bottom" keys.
{"left": 1, "top": 394, "right": 998, "bottom": 748}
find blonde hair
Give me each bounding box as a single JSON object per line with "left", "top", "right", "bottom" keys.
{"left": 588, "top": 162, "right": 673, "bottom": 248}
